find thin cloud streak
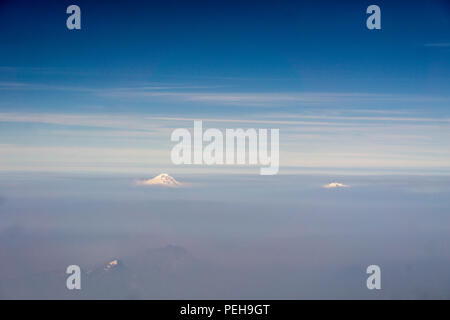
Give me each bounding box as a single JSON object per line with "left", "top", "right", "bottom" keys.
{"left": 0, "top": 112, "right": 449, "bottom": 132}
{"left": 1, "top": 81, "right": 449, "bottom": 108}
{"left": 424, "top": 43, "right": 450, "bottom": 47}
{"left": 99, "top": 91, "right": 450, "bottom": 107}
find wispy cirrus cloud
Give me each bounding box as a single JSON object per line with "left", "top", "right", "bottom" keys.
{"left": 424, "top": 43, "right": 450, "bottom": 47}
{"left": 1, "top": 112, "right": 448, "bottom": 133}
{"left": 98, "top": 90, "right": 450, "bottom": 107}
{"left": 2, "top": 80, "right": 449, "bottom": 108}
{"left": 0, "top": 112, "right": 168, "bottom": 132}
{"left": 0, "top": 111, "right": 449, "bottom": 174}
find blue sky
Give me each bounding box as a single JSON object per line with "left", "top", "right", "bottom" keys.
{"left": 0, "top": 0, "right": 449, "bottom": 174}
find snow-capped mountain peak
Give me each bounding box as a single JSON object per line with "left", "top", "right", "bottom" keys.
{"left": 136, "top": 173, "right": 182, "bottom": 187}
{"left": 323, "top": 182, "right": 349, "bottom": 188}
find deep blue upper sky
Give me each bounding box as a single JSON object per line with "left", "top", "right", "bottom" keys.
{"left": 0, "top": 0, "right": 449, "bottom": 98}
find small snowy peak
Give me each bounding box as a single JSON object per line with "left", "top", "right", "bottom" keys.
{"left": 136, "top": 173, "right": 182, "bottom": 187}
{"left": 323, "top": 182, "right": 349, "bottom": 189}
{"left": 104, "top": 259, "right": 120, "bottom": 271}
{"left": 86, "top": 258, "right": 125, "bottom": 275}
